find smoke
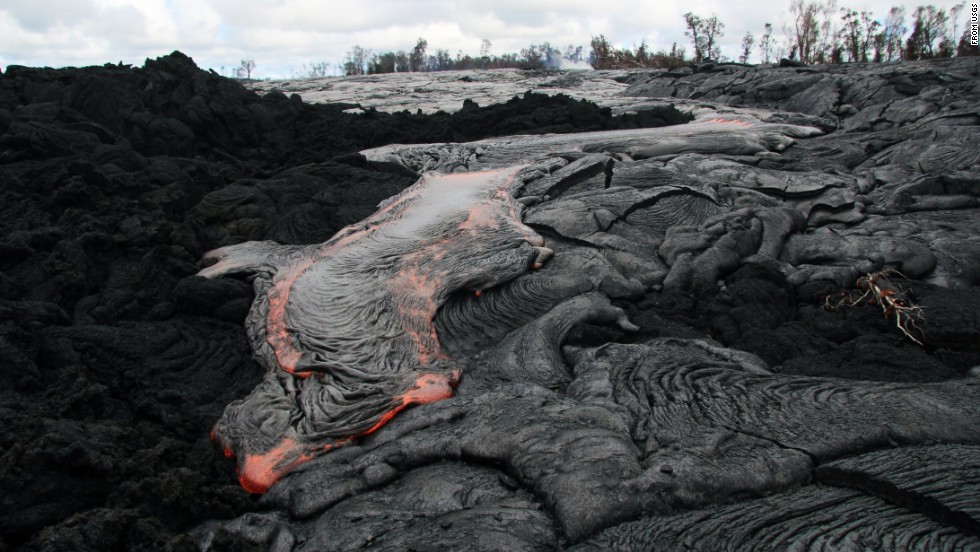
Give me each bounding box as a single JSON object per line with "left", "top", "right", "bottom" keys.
{"left": 549, "top": 58, "right": 594, "bottom": 70}
{"left": 543, "top": 45, "right": 594, "bottom": 70}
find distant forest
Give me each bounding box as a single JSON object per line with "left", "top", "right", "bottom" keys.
{"left": 234, "top": 1, "right": 979, "bottom": 79}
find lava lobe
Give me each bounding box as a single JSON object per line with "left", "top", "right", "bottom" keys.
{"left": 198, "top": 166, "right": 553, "bottom": 492}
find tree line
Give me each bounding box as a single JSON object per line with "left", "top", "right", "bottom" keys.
{"left": 336, "top": 38, "right": 591, "bottom": 76}
{"left": 231, "top": 1, "right": 979, "bottom": 79}
{"left": 781, "top": 1, "right": 976, "bottom": 65}
{"left": 604, "top": 1, "right": 978, "bottom": 69}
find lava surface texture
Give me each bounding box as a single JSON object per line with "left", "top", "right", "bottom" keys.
{"left": 199, "top": 166, "right": 553, "bottom": 493}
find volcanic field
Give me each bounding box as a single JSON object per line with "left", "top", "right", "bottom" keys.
{"left": 1, "top": 52, "right": 979, "bottom": 550}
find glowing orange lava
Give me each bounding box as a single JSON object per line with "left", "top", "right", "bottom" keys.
{"left": 238, "top": 438, "right": 313, "bottom": 494}
{"left": 204, "top": 166, "right": 547, "bottom": 494}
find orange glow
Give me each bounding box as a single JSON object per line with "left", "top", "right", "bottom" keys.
{"left": 459, "top": 200, "right": 503, "bottom": 231}
{"left": 233, "top": 372, "right": 459, "bottom": 494}
{"left": 390, "top": 265, "right": 449, "bottom": 365}
{"left": 218, "top": 166, "right": 552, "bottom": 495}
{"left": 266, "top": 257, "right": 316, "bottom": 375}
{"left": 238, "top": 437, "right": 312, "bottom": 494}
{"left": 701, "top": 117, "right": 752, "bottom": 127}
{"left": 360, "top": 371, "right": 457, "bottom": 436}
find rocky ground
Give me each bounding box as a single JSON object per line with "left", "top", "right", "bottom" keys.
{"left": 1, "top": 53, "right": 978, "bottom": 550}
{"left": 248, "top": 69, "right": 635, "bottom": 115}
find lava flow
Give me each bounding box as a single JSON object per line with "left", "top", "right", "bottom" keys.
{"left": 199, "top": 166, "right": 553, "bottom": 492}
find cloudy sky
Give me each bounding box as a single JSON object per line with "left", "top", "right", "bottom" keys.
{"left": 0, "top": 0, "right": 972, "bottom": 78}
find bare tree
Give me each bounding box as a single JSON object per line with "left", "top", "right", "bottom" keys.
{"left": 236, "top": 59, "right": 256, "bottom": 80}
{"left": 815, "top": 0, "right": 839, "bottom": 63}
{"left": 410, "top": 38, "right": 428, "bottom": 72}
{"left": 684, "top": 12, "right": 705, "bottom": 62}
{"left": 840, "top": 9, "right": 879, "bottom": 62}
{"left": 880, "top": 6, "right": 907, "bottom": 61}
{"left": 368, "top": 53, "right": 396, "bottom": 74}
{"left": 861, "top": 11, "right": 880, "bottom": 62}
{"left": 633, "top": 40, "right": 649, "bottom": 64}
{"left": 758, "top": 23, "right": 775, "bottom": 63}
{"left": 589, "top": 34, "right": 613, "bottom": 68}
{"left": 480, "top": 38, "right": 492, "bottom": 58}
{"left": 739, "top": 32, "right": 755, "bottom": 63}
{"left": 840, "top": 9, "right": 860, "bottom": 61}
{"left": 519, "top": 43, "right": 543, "bottom": 68}
{"left": 343, "top": 46, "right": 369, "bottom": 75}
{"left": 703, "top": 14, "right": 725, "bottom": 60}
{"left": 905, "top": 6, "right": 950, "bottom": 59}
{"left": 685, "top": 12, "right": 725, "bottom": 62}
{"left": 787, "top": 0, "right": 820, "bottom": 64}
{"left": 949, "top": 3, "right": 965, "bottom": 43}
{"left": 395, "top": 51, "right": 410, "bottom": 73}
{"left": 303, "top": 61, "right": 330, "bottom": 78}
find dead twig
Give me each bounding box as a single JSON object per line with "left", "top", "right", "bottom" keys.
{"left": 824, "top": 269, "right": 925, "bottom": 346}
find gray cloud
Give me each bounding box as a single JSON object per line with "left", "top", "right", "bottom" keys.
{"left": 0, "top": 0, "right": 96, "bottom": 32}
{"left": 0, "top": 0, "right": 973, "bottom": 78}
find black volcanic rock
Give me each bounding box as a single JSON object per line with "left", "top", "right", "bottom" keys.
{"left": 2, "top": 52, "right": 980, "bottom": 551}
{"left": 0, "top": 52, "right": 680, "bottom": 550}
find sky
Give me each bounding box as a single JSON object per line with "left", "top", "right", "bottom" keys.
{"left": 0, "top": 0, "right": 973, "bottom": 79}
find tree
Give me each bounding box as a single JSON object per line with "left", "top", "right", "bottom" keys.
{"left": 589, "top": 35, "right": 684, "bottom": 69}
{"left": 589, "top": 34, "right": 613, "bottom": 68}
{"left": 685, "top": 12, "right": 725, "bottom": 62}
{"left": 301, "top": 61, "right": 330, "bottom": 78}
{"left": 395, "top": 51, "right": 410, "bottom": 73}
{"left": 941, "top": 3, "right": 966, "bottom": 56}
{"left": 410, "top": 38, "right": 428, "bottom": 71}
{"left": 814, "top": 0, "right": 839, "bottom": 63}
{"left": 840, "top": 8, "right": 879, "bottom": 62}
{"left": 703, "top": 15, "right": 725, "bottom": 60}
{"left": 368, "top": 52, "right": 396, "bottom": 74}
{"left": 480, "top": 38, "right": 492, "bottom": 58}
{"left": 787, "top": 0, "right": 820, "bottom": 64}
{"left": 634, "top": 40, "right": 650, "bottom": 65}
{"left": 432, "top": 49, "right": 453, "bottom": 71}
{"left": 949, "top": 3, "right": 965, "bottom": 43}
{"left": 236, "top": 59, "right": 256, "bottom": 79}
{"left": 873, "top": 31, "right": 886, "bottom": 62}
{"left": 543, "top": 43, "right": 563, "bottom": 68}
{"left": 519, "top": 43, "right": 546, "bottom": 69}
{"left": 879, "top": 6, "right": 907, "bottom": 61}
{"left": 860, "top": 10, "right": 881, "bottom": 62}
{"left": 758, "top": 23, "right": 775, "bottom": 63}
{"left": 664, "top": 43, "right": 687, "bottom": 67}
{"left": 905, "top": 6, "right": 949, "bottom": 59}
{"left": 343, "top": 46, "right": 369, "bottom": 75}
{"left": 739, "top": 32, "right": 755, "bottom": 63}
{"left": 840, "top": 9, "right": 860, "bottom": 61}
{"left": 684, "top": 13, "right": 705, "bottom": 62}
